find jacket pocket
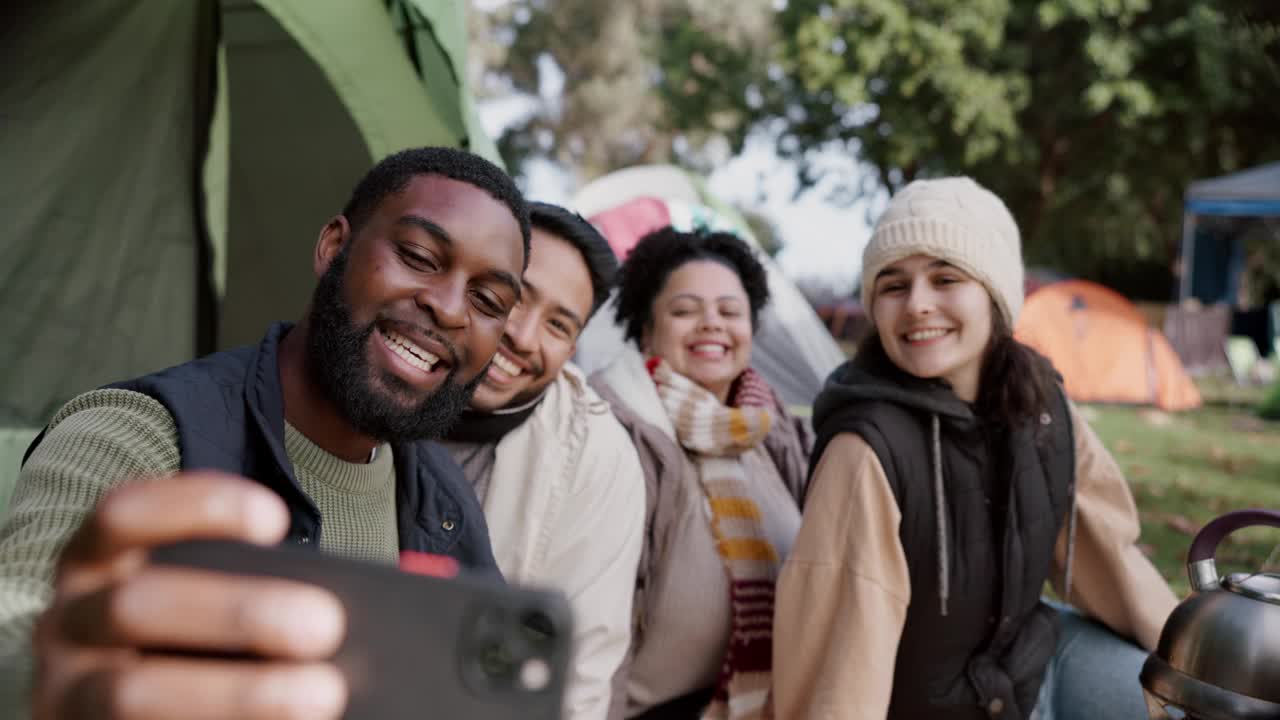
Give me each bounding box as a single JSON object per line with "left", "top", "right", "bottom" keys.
{"left": 1000, "top": 601, "right": 1060, "bottom": 715}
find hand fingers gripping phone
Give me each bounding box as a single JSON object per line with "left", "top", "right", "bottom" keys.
{"left": 150, "top": 540, "right": 573, "bottom": 720}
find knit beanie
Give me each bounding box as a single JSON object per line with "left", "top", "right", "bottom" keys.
{"left": 860, "top": 177, "right": 1024, "bottom": 326}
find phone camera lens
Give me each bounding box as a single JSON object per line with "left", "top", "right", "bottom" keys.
{"left": 479, "top": 641, "right": 515, "bottom": 681}
{"left": 521, "top": 610, "right": 556, "bottom": 646}
{"left": 461, "top": 603, "right": 562, "bottom": 701}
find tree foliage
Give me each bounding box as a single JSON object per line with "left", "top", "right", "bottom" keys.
{"left": 470, "top": 0, "right": 772, "bottom": 181}
{"left": 744, "top": 0, "right": 1280, "bottom": 297}
{"left": 473, "top": 0, "right": 1280, "bottom": 298}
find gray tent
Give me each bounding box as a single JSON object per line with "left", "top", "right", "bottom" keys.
{"left": 0, "top": 0, "right": 498, "bottom": 513}
{"left": 1178, "top": 162, "right": 1280, "bottom": 300}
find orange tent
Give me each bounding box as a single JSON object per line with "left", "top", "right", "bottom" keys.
{"left": 1015, "top": 280, "right": 1202, "bottom": 410}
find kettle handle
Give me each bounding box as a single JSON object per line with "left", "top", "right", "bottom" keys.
{"left": 1186, "top": 509, "right": 1280, "bottom": 591}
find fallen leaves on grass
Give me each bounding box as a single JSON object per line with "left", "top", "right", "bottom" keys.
{"left": 1139, "top": 410, "right": 1174, "bottom": 427}
{"left": 1151, "top": 513, "right": 1202, "bottom": 536}
{"left": 1201, "top": 445, "right": 1258, "bottom": 473}
{"left": 1220, "top": 457, "right": 1257, "bottom": 474}
{"left": 1230, "top": 416, "right": 1268, "bottom": 433}
{"left": 1142, "top": 483, "right": 1167, "bottom": 497}
{"left": 1245, "top": 434, "right": 1280, "bottom": 447}
{"left": 1096, "top": 401, "right": 1280, "bottom": 588}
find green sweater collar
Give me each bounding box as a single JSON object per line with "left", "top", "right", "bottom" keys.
{"left": 283, "top": 421, "right": 394, "bottom": 494}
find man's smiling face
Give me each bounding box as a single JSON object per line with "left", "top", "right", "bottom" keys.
{"left": 469, "top": 227, "right": 595, "bottom": 412}
{"left": 307, "top": 174, "right": 527, "bottom": 440}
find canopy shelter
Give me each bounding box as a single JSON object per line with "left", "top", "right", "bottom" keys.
{"left": 1179, "top": 162, "right": 1280, "bottom": 301}
{"left": 0, "top": 0, "right": 497, "bottom": 514}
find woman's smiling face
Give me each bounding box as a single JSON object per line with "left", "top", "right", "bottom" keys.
{"left": 643, "top": 259, "right": 754, "bottom": 403}
{"left": 871, "top": 254, "right": 993, "bottom": 402}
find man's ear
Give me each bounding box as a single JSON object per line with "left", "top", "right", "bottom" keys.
{"left": 315, "top": 215, "right": 352, "bottom": 278}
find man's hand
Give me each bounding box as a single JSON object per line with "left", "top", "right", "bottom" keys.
{"left": 32, "top": 472, "right": 348, "bottom": 719}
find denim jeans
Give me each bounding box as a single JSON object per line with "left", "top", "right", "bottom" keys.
{"left": 1031, "top": 602, "right": 1153, "bottom": 720}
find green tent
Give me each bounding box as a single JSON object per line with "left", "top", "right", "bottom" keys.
{"left": 0, "top": 0, "right": 500, "bottom": 515}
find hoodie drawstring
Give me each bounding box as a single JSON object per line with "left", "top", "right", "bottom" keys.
{"left": 931, "top": 413, "right": 949, "bottom": 617}
{"left": 1063, "top": 478, "right": 1078, "bottom": 602}
{"left": 1043, "top": 410, "right": 1078, "bottom": 602}
{"left": 929, "top": 411, "right": 1074, "bottom": 618}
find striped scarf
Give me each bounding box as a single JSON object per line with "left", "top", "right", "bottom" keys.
{"left": 648, "top": 358, "right": 779, "bottom": 720}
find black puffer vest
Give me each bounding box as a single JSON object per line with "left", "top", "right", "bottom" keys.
{"left": 24, "top": 322, "right": 499, "bottom": 574}
{"left": 811, "top": 358, "right": 1075, "bottom": 720}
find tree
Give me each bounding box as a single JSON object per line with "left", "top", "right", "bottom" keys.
{"left": 471, "top": 1, "right": 1280, "bottom": 298}
{"left": 469, "top": 0, "right": 774, "bottom": 182}
{"left": 737, "top": 0, "right": 1280, "bottom": 297}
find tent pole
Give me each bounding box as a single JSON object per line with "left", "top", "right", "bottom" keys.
{"left": 1178, "top": 210, "right": 1196, "bottom": 302}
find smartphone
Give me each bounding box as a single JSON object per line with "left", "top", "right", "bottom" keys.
{"left": 150, "top": 539, "right": 573, "bottom": 720}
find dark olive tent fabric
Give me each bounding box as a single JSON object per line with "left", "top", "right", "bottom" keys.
{"left": 0, "top": 0, "right": 499, "bottom": 515}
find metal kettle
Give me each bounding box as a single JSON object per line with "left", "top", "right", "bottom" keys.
{"left": 1140, "top": 509, "right": 1280, "bottom": 719}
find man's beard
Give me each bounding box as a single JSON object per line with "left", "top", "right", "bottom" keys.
{"left": 305, "top": 248, "right": 484, "bottom": 443}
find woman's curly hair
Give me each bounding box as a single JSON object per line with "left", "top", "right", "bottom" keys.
{"left": 613, "top": 226, "right": 771, "bottom": 347}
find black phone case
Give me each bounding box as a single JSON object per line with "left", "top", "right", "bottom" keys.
{"left": 150, "top": 539, "right": 573, "bottom": 720}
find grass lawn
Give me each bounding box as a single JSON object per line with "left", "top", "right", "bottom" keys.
{"left": 1085, "top": 383, "right": 1280, "bottom": 597}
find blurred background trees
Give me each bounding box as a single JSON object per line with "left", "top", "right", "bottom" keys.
{"left": 469, "top": 0, "right": 774, "bottom": 179}
{"left": 472, "top": 0, "right": 1280, "bottom": 299}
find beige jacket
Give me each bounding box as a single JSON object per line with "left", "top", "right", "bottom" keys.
{"left": 772, "top": 402, "right": 1178, "bottom": 719}
{"left": 483, "top": 363, "right": 646, "bottom": 720}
